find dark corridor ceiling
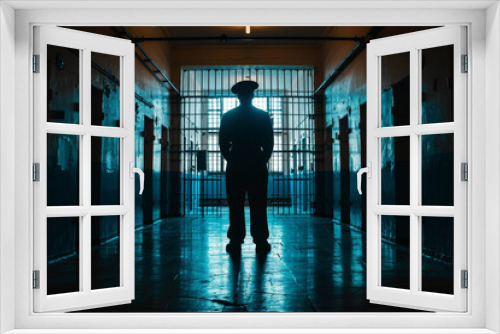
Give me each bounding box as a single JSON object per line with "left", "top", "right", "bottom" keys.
{"left": 69, "top": 26, "right": 436, "bottom": 47}
{"left": 160, "top": 26, "right": 333, "bottom": 45}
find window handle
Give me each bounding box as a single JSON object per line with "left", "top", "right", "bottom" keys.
{"left": 357, "top": 162, "right": 372, "bottom": 195}
{"left": 129, "top": 162, "right": 144, "bottom": 195}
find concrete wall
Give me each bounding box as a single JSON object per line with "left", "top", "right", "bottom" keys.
{"left": 171, "top": 44, "right": 322, "bottom": 88}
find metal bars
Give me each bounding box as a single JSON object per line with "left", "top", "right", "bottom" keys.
{"left": 179, "top": 66, "right": 315, "bottom": 217}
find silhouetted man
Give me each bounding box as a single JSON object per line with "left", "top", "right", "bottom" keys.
{"left": 219, "top": 80, "right": 274, "bottom": 254}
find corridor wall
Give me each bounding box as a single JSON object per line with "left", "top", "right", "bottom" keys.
{"left": 318, "top": 26, "right": 454, "bottom": 262}
{"left": 47, "top": 27, "right": 177, "bottom": 265}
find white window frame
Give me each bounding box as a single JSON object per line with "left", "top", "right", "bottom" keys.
{"left": 1, "top": 1, "right": 498, "bottom": 333}
{"left": 365, "top": 26, "right": 467, "bottom": 312}
{"left": 32, "top": 25, "right": 136, "bottom": 313}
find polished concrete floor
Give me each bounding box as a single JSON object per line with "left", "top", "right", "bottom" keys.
{"left": 81, "top": 209, "right": 423, "bottom": 313}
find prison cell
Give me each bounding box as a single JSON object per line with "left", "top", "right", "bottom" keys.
{"left": 178, "top": 66, "right": 315, "bottom": 217}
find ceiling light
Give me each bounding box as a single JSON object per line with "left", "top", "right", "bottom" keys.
{"left": 245, "top": 26, "right": 251, "bottom": 34}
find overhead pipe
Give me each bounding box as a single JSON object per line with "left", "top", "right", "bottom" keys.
{"left": 314, "top": 27, "right": 384, "bottom": 95}
{"left": 119, "top": 27, "right": 180, "bottom": 95}
{"left": 132, "top": 35, "right": 363, "bottom": 43}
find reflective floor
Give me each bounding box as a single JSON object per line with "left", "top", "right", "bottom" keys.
{"left": 83, "top": 209, "right": 422, "bottom": 312}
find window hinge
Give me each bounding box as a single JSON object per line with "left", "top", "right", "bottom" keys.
{"left": 461, "top": 162, "right": 468, "bottom": 181}
{"left": 33, "top": 270, "right": 40, "bottom": 289}
{"left": 461, "top": 54, "right": 468, "bottom": 73}
{"left": 461, "top": 270, "right": 468, "bottom": 289}
{"left": 33, "top": 163, "right": 40, "bottom": 182}
{"left": 33, "top": 54, "right": 40, "bottom": 73}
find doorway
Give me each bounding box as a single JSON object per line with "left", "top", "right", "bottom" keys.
{"left": 339, "top": 114, "right": 350, "bottom": 225}
{"left": 143, "top": 115, "right": 155, "bottom": 225}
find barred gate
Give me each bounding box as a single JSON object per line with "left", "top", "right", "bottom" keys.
{"left": 179, "top": 66, "right": 315, "bottom": 217}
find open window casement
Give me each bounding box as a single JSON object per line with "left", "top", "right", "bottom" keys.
{"left": 361, "top": 26, "right": 467, "bottom": 312}
{"left": 33, "top": 26, "right": 140, "bottom": 312}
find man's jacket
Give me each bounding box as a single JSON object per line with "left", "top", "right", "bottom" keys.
{"left": 219, "top": 105, "right": 274, "bottom": 171}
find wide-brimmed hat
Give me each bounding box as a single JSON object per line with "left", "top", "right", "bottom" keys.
{"left": 231, "top": 80, "right": 259, "bottom": 95}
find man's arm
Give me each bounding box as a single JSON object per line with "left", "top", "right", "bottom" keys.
{"left": 262, "top": 113, "right": 274, "bottom": 163}
{"left": 219, "top": 114, "right": 231, "bottom": 162}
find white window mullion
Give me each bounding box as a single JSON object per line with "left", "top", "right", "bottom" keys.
{"left": 81, "top": 47, "right": 92, "bottom": 295}
{"left": 372, "top": 205, "right": 455, "bottom": 217}
{"left": 415, "top": 47, "right": 424, "bottom": 293}
{"left": 372, "top": 205, "right": 411, "bottom": 215}
{"left": 409, "top": 47, "right": 419, "bottom": 294}
{"left": 372, "top": 126, "right": 412, "bottom": 138}
{"left": 82, "top": 215, "right": 91, "bottom": 293}
{"left": 366, "top": 47, "right": 379, "bottom": 299}
{"left": 122, "top": 49, "right": 135, "bottom": 295}
{"left": 453, "top": 27, "right": 468, "bottom": 310}
{"left": 34, "top": 26, "right": 136, "bottom": 312}
{"left": 377, "top": 215, "right": 382, "bottom": 287}
{"left": 90, "top": 126, "right": 130, "bottom": 138}
{"left": 46, "top": 206, "right": 89, "bottom": 217}
{"left": 373, "top": 124, "right": 454, "bottom": 138}
{"left": 412, "top": 123, "right": 454, "bottom": 135}
{"left": 33, "top": 36, "right": 49, "bottom": 307}
{"left": 46, "top": 123, "right": 88, "bottom": 135}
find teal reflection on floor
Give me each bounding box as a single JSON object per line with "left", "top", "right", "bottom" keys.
{"left": 78, "top": 209, "right": 426, "bottom": 312}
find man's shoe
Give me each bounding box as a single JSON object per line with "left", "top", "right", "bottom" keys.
{"left": 256, "top": 241, "right": 271, "bottom": 254}
{"left": 226, "top": 241, "right": 242, "bottom": 254}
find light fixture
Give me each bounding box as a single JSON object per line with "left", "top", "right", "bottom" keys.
{"left": 245, "top": 26, "right": 251, "bottom": 34}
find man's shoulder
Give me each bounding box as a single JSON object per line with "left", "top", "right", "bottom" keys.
{"left": 222, "top": 105, "right": 269, "bottom": 119}
{"left": 221, "top": 108, "right": 236, "bottom": 122}
{"left": 222, "top": 106, "right": 241, "bottom": 117}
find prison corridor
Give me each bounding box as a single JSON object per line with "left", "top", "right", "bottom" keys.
{"left": 39, "top": 26, "right": 457, "bottom": 313}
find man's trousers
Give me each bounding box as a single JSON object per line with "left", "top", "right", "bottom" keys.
{"left": 225, "top": 165, "right": 269, "bottom": 244}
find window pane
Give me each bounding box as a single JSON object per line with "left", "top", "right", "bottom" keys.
{"left": 208, "top": 98, "right": 220, "bottom": 110}
{"left": 270, "top": 135, "right": 283, "bottom": 172}
{"left": 422, "top": 217, "right": 454, "bottom": 295}
{"left": 269, "top": 97, "right": 283, "bottom": 129}
{"left": 207, "top": 152, "right": 221, "bottom": 172}
{"left": 207, "top": 134, "right": 221, "bottom": 172}
{"left": 208, "top": 98, "right": 221, "bottom": 131}
{"left": 91, "top": 52, "right": 120, "bottom": 127}
{"left": 91, "top": 137, "right": 120, "bottom": 206}
{"left": 381, "top": 215, "right": 410, "bottom": 290}
{"left": 91, "top": 216, "right": 120, "bottom": 290}
{"left": 47, "top": 45, "right": 80, "bottom": 124}
{"left": 381, "top": 137, "right": 410, "bottom": 205}
{"left": 47, "top": 217, "right": 80, "bottom": 295}
{"left": 253, "top": 97, "right": 267, "bottom": 110}
{"left": 47, "top": 134, "right": 80, "bottom": 206}
{"left": 421, "top": 45, "right": 454, "bottom": 124}
{"left": 222, "top": 97, "right": 238, "bottom": 113}
{"left": 421, "top": 134, "right": 454, "bottom": 206}
{"left": 381, "top": 52, "right": 410, "bottom": 127}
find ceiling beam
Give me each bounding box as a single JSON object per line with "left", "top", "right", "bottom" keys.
{"left": 131, "top": 35, "right": 362, "bottom": 43}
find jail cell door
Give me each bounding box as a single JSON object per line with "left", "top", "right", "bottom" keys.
{"left": 143, "top": 116, "right": 155, "bottom": 225}
{"left": 364, "top": 26, "right": 467, "bottom": 311}
{"left": 33, "top": 26, "right": 139, "bottom": 312}
{"left": 160, "top": 126, "right": 169, "bottom": 218}
{"left": 339, "top": 115, "right": 351, "bottom": 225}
